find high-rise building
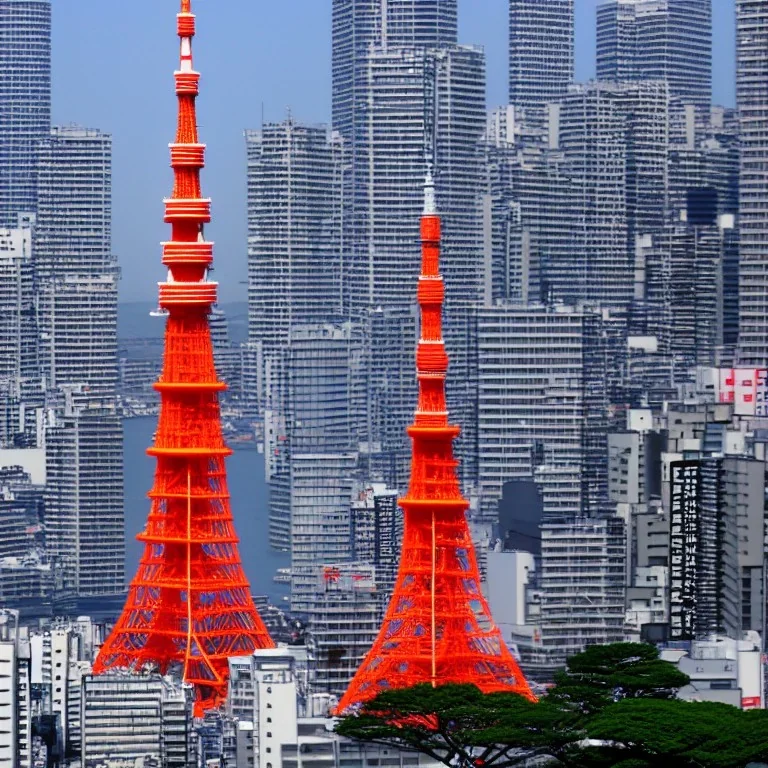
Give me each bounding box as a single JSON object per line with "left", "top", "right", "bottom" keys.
{"left": 287, "top": 324, "right": 363, "bottom": 454}
{"left": 349, "top": 45, "right": 486, "bottom": 316}
{"left": 476, "top": 304, "right": 609, "bottom": 520}
{"left": 508, "top": 0, "right": 574, "bottom": 112}
{"left": 267, "top": 323, "right": 364, "bottom": 552}
{"left": 0, "top": 227, "right": 34, "bottom": 387}
{"left": 349, "top": 482, "right": 401, "bottom": 605}
{"left": 737, "top": 0, "right": 768, "bottom": 365}
{"left": 548, "top": 81, "right": 668, "bottom": 310}
{"left": 290, "top": 453, "right": 357, "bottom": 614}
{"left": 0, "top": 0, "right": 51, "bottom": 227}
{"left": 28, "top": 125, "right": 123, "bottom": 603}
{"left": 37, "top": 273, "right": 119, "bottom": 393}
{"left": 533, "top": 516, "right": 626, "bottom": 678}
{"left": 331, "top": 0, "right": 462, "bottom": 345}
{"left": 361, "top": 307, "right": 417, "bottom": 491}
{"left": 670, "top": 458, "right": 764, "bottom": 641}
{"left": 596, "top": 0, "right": 712, "bottom": 110}
{"left": 634, "top": 217, "right": 738, "bottom": 377}
{"left": 209, "top": 306, "right": 241, "bottom": 397}
{"left": 34, "top": 126, "right": 118, "bottom": 393}
{"left": 35, "top": 127, "right": 113, "bottom": 275}
{"left": 331, "top": 0, "right": 457, "bottom": 147}
{"left": 482, "top": 113, "right": 544, "bottom": 307}
{"left": 43, "top": 388, "right": 124, "bottom": 599}
{"left": 305, "top": 563, "right": 380, "bottom": 697}
{"left": 667, "top": 106, "right": 739, "bottom": 220}
{"left": 246, "top": 121, "right": 345, "bottom": 363}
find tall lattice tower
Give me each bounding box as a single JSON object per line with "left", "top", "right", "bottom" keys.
{"left": 94, "top": 0, "right": 274, "bottom": 716}
{"left": 337, "top": 171, "right": 535, "bottom": 713}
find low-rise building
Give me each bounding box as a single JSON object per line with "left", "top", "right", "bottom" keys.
{"left": 660, "top": 633, "right": 764, "bottom": 709}
{"left": 80, "top": 672, "right": 194, "bottom": 767}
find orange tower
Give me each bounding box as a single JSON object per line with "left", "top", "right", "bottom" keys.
{"left": 94, "top": 0, "right": 274, "bottom": 715}
{"left": 337, "top": 171, "right": 535, "bottom": 713}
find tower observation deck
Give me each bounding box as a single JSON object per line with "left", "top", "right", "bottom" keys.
{"left": 94, "top": 0, "right": 274, "bottom": 716}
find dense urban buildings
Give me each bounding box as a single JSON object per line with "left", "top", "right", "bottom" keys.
{"left": 0, "top": 0, "right": 123, "bottom": 608}
{"left": 0, "top": 0, "right": 765, "bottom": 762}
{"left": 331, "top": 0, "right": 458, "bottom": 147}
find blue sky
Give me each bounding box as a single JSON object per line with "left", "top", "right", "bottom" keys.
{"left": 51, "top": 0, "right": 736, "bottom": 304}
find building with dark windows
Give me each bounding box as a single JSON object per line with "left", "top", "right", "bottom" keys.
{"left": 669, "top": 457, "right": 764, "bottom": 641}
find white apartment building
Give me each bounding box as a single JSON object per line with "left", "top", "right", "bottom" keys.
{"left": 0, "top": 610, "right": 31, "bottom": 768}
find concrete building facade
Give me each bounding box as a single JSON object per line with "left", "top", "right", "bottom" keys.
{"left": 508, "top": 0, "right": 574, "bottom": 113}
{"left": 0, "top": 0, "right": 51, "bottom": 227}
{"left": 43, "top": 389, "right": 124, "bottom": 598}
{"left": 476, "top": 304, "right": 609, "bottom": 520}
{"left": 597, "top": 0, "right": 712, "bottom": 110}
{"left": 736, "top": 0, "right": 768, "bottom": 364}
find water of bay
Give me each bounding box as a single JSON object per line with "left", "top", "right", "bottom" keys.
{"left": 122, "top": 417, "right": 289, "bottom": 604}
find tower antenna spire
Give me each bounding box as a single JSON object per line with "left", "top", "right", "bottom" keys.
{"left": 94, "top": 0, "right": 274, "bottom": 717}
{"left": 423, "top": 54, "right": 437, "bottom": 216}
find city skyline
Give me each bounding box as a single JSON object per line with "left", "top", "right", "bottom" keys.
{"left": 3, "top": 0, "right": 768, "bottom": 760}
{"left": 51, "top": 0, "right": 736, "bottom": 305}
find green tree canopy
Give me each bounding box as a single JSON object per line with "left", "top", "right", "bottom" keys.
{"left": 337, "top": 643, "right": 768, "bottom": 768}
{"left": 583, "top": 698, "right": 768, "bottom": 768}
{"left": 548, "top": 642, "right": 690, "bottom": 715}
{"left": 335, "top": 682, "right": 582, "bottom": 767}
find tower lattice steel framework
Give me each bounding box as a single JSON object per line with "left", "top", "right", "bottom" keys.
{"left": 337, "top": 173, "right": 536, "bottom": 713}
{"left": 94, "top": 0, "right": 274, "bottom": 716}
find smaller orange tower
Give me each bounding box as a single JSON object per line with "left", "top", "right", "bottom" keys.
{"left": 337, "top": 172, "right": 536, "bottom": 713}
